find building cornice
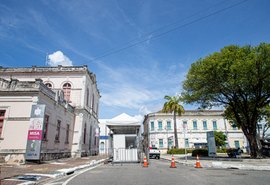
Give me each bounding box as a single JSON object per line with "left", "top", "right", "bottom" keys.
{"left": 147, "top": 110, "right": 224, "bottom": 118}
{"left": 0, "top": 65, "right": 101, "bottom": 96}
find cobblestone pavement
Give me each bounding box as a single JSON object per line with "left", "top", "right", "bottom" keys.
{"left": 0, "top": 155, "right": 108, "bottom": 185}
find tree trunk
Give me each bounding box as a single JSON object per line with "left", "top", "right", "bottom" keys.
{"left": 243, "top": 127, "right": 263, "bottom": 158}
{"left": 173, "top": 111, "right": 179, "bottom": 148}
{"left": 246, "top": 134, "right": 259, "bottom": 158}
{"left": 231, "top": 107, "right": 262, "bottom": 158}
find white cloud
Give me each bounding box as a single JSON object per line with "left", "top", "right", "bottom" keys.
{"left": 97, "top": 58, "right": 186, "bottom": 118}
{"left": 139, "top": 105, "right": 151, "bottom": 115}
{"left": 101, "top": 86, "right": 156, "bottom": 109}
{"left": 47, "top": 51, "right": 73, "bottom": 66}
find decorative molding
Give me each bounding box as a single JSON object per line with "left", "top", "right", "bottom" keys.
{"left": 7, "top": 117, "right": 30, "bottom": 121}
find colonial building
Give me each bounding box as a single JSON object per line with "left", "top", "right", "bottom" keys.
{"left": 143, "top": 110, "right": 246, "bottom": 154}
{"left": 0, "top": 65, "right": 100, "bottom": 162}
{"left": 0, "top": 78, "right": 75, "bottom": 162}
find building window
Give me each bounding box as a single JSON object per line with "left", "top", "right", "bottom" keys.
{"left": 183, "top": 121, "right": 188, "bottom": 130}
{"left": 92, "top": 94, "right": 95, "bottom": 112}
{"left": 168, "top": 138, "right": 173, "bottom": 149}
{"left": 65, "top": 124, "right": 70, "bottom": 143}
{"left": 232, "top": 123, "right": 238, "bottom": 130}
{"left": 0, "top": 110, "right": 6, "bottom": 137}
{"left": 96, "top": 105, "right": 99, "bottom": 115}
{"left": 158, "top": 121, "right": 162, "bottom": 130}
{"left": 185, "top": 138, "right": 189, "bottom": 148}
{"left": 159, "top": 139, "right": 163, "bottom": 148}
{"left": 150, "top": 121, "right": 154, "bottom": 131}
{"left": 213, "top": 121, "right": 217, "bottom": 130}
{"left": 203, "top": 121, "right": 207, "bottom": 130}
{"left": 100, "top": 142, "right": 105, "bottom": 151}
{"left": 193, "top": 120, "right": 197, "bottom": 130}
{"left": 63, "top": 83, "right": 71, "bottom": 102}
{"left": 83, "top": 123, "right": 87, "bottom": 144}
{"left": 166, "top": 121, "right": 171, "bottom": 130}
{"left": 45, "top": 83, "right": 52, "bottom": 89}
{"left": 234, "top": 140, "right": 240, "bottom": 148}
{"left": 55, "top": 120, "right": 61, "bottom": 142}
{"left": 86, "top": 88, "right": 89, "bottom": 107}
{"left": 43, "top": 115, "right": 49, "bottom": 141}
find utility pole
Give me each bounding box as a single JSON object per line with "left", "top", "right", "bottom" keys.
{"left": 183, "top": 121, "right": 187, "bottom": 162}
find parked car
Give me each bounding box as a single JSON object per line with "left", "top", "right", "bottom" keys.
{"left": 149, "top": 147, "right": 160, "bottom": 159}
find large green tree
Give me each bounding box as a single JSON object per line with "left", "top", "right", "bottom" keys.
{"left": 162, "top": 95, "right": 185, "bottom": 148}
{"left": 182, "top": 43, "right": 270, "bottom": 158}
{"left": 214, "top": 131, "right": 227, "bottom": 148}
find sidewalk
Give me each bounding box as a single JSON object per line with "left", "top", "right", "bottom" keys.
{"left": 0, "top": 155, "right": 108, "bottom": 185}
{"left": 161, "top": 154, "right": 270, "bottom": 171}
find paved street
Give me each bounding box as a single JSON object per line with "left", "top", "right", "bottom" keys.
{"left": 51, "top": 159, "right": 270, "bottom": 185}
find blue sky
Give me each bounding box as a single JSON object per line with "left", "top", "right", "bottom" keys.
{"left": 1, "top": 0, "right": 270, "bottom": 119}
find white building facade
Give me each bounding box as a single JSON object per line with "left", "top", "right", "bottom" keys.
{"left": 0, "top": 65, "right": 100, "bottom": 158}
{"left": 143, "top": 110, "right": 246, "bottom": 154}
{"left": 98, "top": 119, "right": 111, "bottom": 155}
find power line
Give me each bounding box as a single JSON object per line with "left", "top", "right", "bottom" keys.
{"left": 90, "top": 0, "right": 249, "bottom": 62}
{"left": 93, "top": 0, "right": 228, "bottom": 58}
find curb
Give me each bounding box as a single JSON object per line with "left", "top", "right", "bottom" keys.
{"left": 2, "top": 158, "right": 107, "bottom": 185}
{"left": 161, "top": 156, "right": 270, "bottom": 171}
{"left": 42, "top": 158, "right": 107, "bottom": 184}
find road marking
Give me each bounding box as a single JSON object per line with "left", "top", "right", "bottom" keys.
{"left": 47, "top": 182, "right": 64, "bottom": 185}
{"left": 62, "top": 164, "right": 103, "bottom": 185}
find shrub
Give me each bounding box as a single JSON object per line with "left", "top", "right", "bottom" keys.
{"left": 192, "top": 149, "right": 208, "bottom": 157}
{"left": 216, "top": 148, "right": 227, "bottom": 153}
{"left": 226, "top": 148, "right": 243, "bottom": 158}
{"left": 167, "top": 148, "right": 193, "bottom": 154}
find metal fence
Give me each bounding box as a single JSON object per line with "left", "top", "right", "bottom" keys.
{"left": 111, "top": 148, "right": 142, "bottom": 163}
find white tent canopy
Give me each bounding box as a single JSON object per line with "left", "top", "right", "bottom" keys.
{"left": 106, "top": 113, "right": 141, "bottom": 134}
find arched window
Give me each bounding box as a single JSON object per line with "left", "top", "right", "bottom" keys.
{"left": 86, "top": 88, "right": 89, "bottom": 107}
{"left": 83, "top": 123, "right": 87, "bottom": 144}
{"left": 92, "top": 94, "right": 95, "bottom": 112}
{"left": 63, "top": 83, "right": 71, "bottom": 102}
{"left": 45, "top": 83, "right": 52, "bottom": 89}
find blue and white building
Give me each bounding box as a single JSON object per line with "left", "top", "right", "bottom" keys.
{"left": 143, "top": 110, "right": 247, "bottom": 154}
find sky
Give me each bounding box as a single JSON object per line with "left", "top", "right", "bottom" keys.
{"left": 0, "top": 0, "right": 270, "bottom": 119}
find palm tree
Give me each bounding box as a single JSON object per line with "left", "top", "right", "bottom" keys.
{"left": 162, "top": 95, "right": 185, "bottom": 149}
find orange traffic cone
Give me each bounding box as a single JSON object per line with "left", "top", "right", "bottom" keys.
{"left": 170, "top": 155, "right": 177, "bottom": 168}
{"left": 195, "top": 155, "right": 202, "bottom": 168}
{"left": 143, "top": 156, "right": 148, "bottom": 167}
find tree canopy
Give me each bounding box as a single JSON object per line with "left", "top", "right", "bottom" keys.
{"left": 214, "top": 131, "right": 227, "bottom": 148}
{"left": 182, "top": 43, "right": 270, "bottom": 158}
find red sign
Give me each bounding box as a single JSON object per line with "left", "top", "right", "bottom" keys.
{"left": 27, "top": 130, "right": 42, "bottom": 140}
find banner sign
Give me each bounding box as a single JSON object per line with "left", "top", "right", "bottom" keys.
{"left": 25, "top": 104, "right": 46, "bottom": 160}
{"left": 207, "top": 131, "right": 217, "bottom": 157}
